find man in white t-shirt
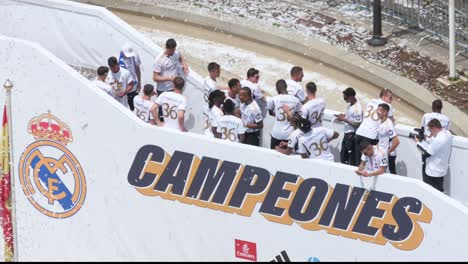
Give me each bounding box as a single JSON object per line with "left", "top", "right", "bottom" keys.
{"left": 240, "top": 68, "right": 267, "bottom": 118}
{"left": 225, "top": 78, "right": 241, "bottom": 111}
{"left": 119, "top": 43, "right": 142, "bottom": 111}
{"left": 93, "top": 66, "right": 116, "bottom": 99}
{"left": 355, "top": 141, "right": 388, "bottom": 177}
{"left": 133, "top": 84, "right": 158, "bottom": 125}
{"left": 297, "top": 118, "right": 339, "bottom": 162}
{"left": 419, "top": 99, "right": 451, "bottom": 182}
{"left": 285, "top": 66, "right": 307, "bottom": 104}
{"left": 207, "top": 90, "right": 225, "bottom": 137}
{"left": 239, "top": 87, "right": 263, "bottom": 146}
{"left": 354, "top": 89, "right": 394, "bottom": 166}
{"left": 334, "top": 87, "right": 363, "bottom": 166}
{"left": 301, "top": 82, "right": 326, "bottom": 128}
{"left": 107, "top": 56, "right": 134, "bottom": 109}
{"left": 154, "top": 77, "right": 188, "bottom": 132}
{"left": 203, "top": 62, "right": 228, "bottom": 104}
{"left": 153, "top": 38, "right": 189, "bottom": 94}
{"left": 216, "top": 99, "right": 246, "bottom": 143}
{"left": 414, "top": 119, "right": 452, "bottom": 193}
{"left": 421, "top": 99, "right": 451, "bottom": 137}
{"left": 377, "top": 103, "right": 400, "bottom": 174}
{"left": 266, "top": 79, "right": 301, "bottom": 149}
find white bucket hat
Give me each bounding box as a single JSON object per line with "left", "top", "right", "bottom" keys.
{"left": 122, "top": 43, "right": 136, "bottom": 57}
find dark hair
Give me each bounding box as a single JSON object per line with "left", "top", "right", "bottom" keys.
{"left": 428, "top": 118, "right": 442, "bottom": 129}
{"left": 306, "top": 82, "right": 317, "bottom": 94}
{"left": 208, "top": 90, "right": 225, "bottom": 109}
{"left": 290, "top": 113, "right": 302, "bottom": 126}
{"left": 378, "top": 103, "right": 390, "bottom": 113}
{"left": 107, "top": 56, "right": 118, "bottom": 67}
{"left": 97, "top": 66, "right": 109, "bottom": 76}
{"left": 166, "top": 38, "right": 177, "bottom": 49}
{"left": 223, "top": 99, "right": 235, "bottom": 114}
{"left": 290, "top": 66, "right": 303, "bottom": 77}
{"left": 379, "top": 88, "right": 392, "bottom": 98}
{"left": 298, "top": 117, "right": 311, "bottom": 133}
{"left": 228, "top": 78, "right": 240, "bottom": 89}
{"left": 173, "top": 77, "right": 185, "bottom": 90}
{"left": 240, "top": 87, "right": 252, "bottom": 98}
{"left": 246, "top": 68, "right": 259, "bottom": 79}
{"left": 360, "top": 140, "right": 371, "bottom": 152}
{"left": 432, "top": 99, "right": 443, "bottom": 112}
{"left": 143, "top": 84, "right": 154, "bottom": 96}
{"left": 343, "top": 87, "right": 356, "bottom": 97}
{"left": 208, "top": 62, "right": 220, "bottom": 72}
{"left": 276, "top": 79, "right": 288, "bottom": 94}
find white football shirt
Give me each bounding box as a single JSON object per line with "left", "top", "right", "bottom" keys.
{"left": 107, "top": 67, "right": 134, "bottom": 108}
{"left": 344, "top": 100, "right": 363, "bottom": 133}
{"left": 203, "top": 76, "right": 218, "bottom": 104}
{"left": 356, "top": 98, "right": 393, "bottom": 139}
{"left": 301, "top": 97, "right": 326, "bottom": 128}
{"left": 240, "top": 100, "right": 263, "bottom": 133}
{"left": 216, "top": 115, "right": 246, "bottom": 142}
{"left": 133, "top": 96, "right": 156, "bottom": 123}
{"left": 287, "top": 129, "right": 304, "bottom": 154}
{"left": 297, "top": 127, "right": 335, "bottom": 161}
{"left": 266, "top": 94, "right": 301, "bottom": 140}
{"left": 155, "top": 91, "right": 187, "bottom": 130}
{"left": 240, "top": 79, "right": 264, "bottom": 100}
{"left": 153, "top": 50, "right": 181, "bottom": 92}
{"left": 378, "top": 118, "right": 397, "bottom": 156}
{"left": 421, "top": 112, "right": 451, "bottom": 136}
{"left": 93, "top": 79, "right": 116, "bottom": 98}
{"left": 224, "top": 91, "right": 241, "bottom": 109}
{"left": 285, "top": 79, "right": 306, "bottom": 102}
{"left": 361, "top": 146, "right": 388, "bottom": 173}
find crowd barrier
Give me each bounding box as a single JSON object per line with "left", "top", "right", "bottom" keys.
{"left": 1, "top": 34, "right": 468, "bottom": 261}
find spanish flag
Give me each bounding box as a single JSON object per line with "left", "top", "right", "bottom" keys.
{"left": 0, "top": 105, "right": 14, "bottom": 261}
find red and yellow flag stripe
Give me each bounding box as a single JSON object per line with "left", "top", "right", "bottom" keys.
{"left": 0, "top": 105, "right": 14, "bottom": 261}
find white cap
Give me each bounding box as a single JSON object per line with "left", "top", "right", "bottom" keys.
{"left": 122, "top": 43, "right": 136, "bottom": 57}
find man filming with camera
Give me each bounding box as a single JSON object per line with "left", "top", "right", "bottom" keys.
{"left": 413, "top": 119, "right": 452, "bottom": 193}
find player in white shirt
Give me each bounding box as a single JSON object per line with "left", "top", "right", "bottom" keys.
{"left": 285, "top": 66, "right": 307, "bottom": 104}
{"left": 297, "top": 118, "right": 339, "bottom": 162}
{"left": 239, "top": 87, "right": 263, "bottom": 146}
{"left": 301, "top": 82, "right": 326, "bottom": 128}
{"left": 275, "top": 113, "right": 304, "bottom": 156}
{"left": 377, "top": 103, "right": 400, "bottom": 174}
{"left": 355, "top": 141, "right": 388, "bottom": 177}
{"left": 354, "top": 89, "right": 394, "bottom": 166}
{"left": 133, "top": 84, "right": 158, "bottom": 124}
{"left": 266, "top": 79, "right": 301, "bottom": 149}
{"left": 225, "top": 78, "right": 241, "bottom": 111}
{"left": 93, "top": 66, "right": 116, "bottom": 99}
{"left": 107, "top": 56, "right": 134, "bottom": 109}
{"left": 240, "top": 68, "right": 267, "bottom": 118}
{"left": 203, "top": 62, "right": 228, "bottom": 104}
{"left": 154, "top": 77, "right": 188, "bottom": 132}
{"left": 334, "top": 87, "right": 363, "bottom": 165}
{"left": 421, "top": 99, "right": 451, "bottom": 137}
{"left": 414, "top": 119, "right": 452, "bottom": 192}
{"left": 119, "top": 43, "right": 142, "bottom": 111}
{"left": 215, "top": 99, "right": 246, "bottom": 143}
{"left": 152, "top": 38, "right": 189, "bottom": 94}
{"left": 207, "top": 90, "right": 225, "bottom": 137}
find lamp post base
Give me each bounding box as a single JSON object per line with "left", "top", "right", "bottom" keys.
{"left": 367, "top": 36, "right": 388, "bottom": 47}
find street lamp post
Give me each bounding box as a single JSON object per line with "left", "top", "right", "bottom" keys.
{"left": 367, "top": 0, "right": 387, "bottom": 47}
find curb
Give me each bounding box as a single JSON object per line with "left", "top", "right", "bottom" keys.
{"left": 77, "top": 0, "right": 468, "bottom": 136}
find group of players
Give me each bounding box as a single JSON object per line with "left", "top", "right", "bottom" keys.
{"left": 93, "top": 39, "right": 451, "bottom": 178}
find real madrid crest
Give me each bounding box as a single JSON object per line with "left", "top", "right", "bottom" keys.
{"left": 18, "top": 111, "right": 86, "bottom": 218}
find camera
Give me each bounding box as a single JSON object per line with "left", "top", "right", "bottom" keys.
{"left": 409, "top": 127, "right": 425, "bottom": 141}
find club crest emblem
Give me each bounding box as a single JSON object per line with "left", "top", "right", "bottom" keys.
{"left": 18, "top": 111, "right": 86, "bottom": 218}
